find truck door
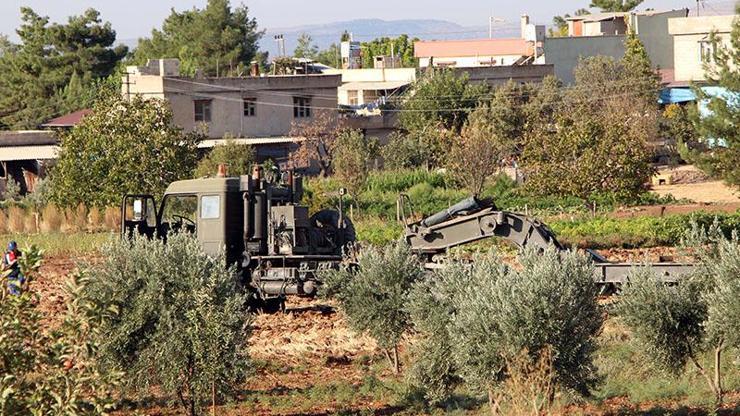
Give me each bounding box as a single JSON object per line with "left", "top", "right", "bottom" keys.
{"left": 121, "top": 195, "right": 159, "bottom": 239}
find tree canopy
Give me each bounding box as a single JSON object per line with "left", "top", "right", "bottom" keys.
{"left": 589, "top": 0, "right": 644, "bottom": 12}
{"left": 294, "top": 33, "right": 319, "bottom": 60}
{"left": 0, "top": 7, "right": 127, "bottom": 129}
{"left": 50, "top": 88, "right": 203, "bottom": 207}
{"left": 133, "top": 0, "right": 263, "bottom": 77}
{"left": 361, "top": 35, "right": 418, "bottom": 68}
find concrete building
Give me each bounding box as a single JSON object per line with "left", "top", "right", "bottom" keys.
{"left": 668, "top": 15, "right": 736, "bottom": 83}
{"left": 125, "top": 59, "right": 342, "bottom": 166}
{"left": 545, "top": 9, "right": 689, "bottom": 84}
{"left": 323, "top": 67, "right": 416, "bottom": 107}
{"left": 126, "top": 59, "right": 341, "bottom": 140}
{"left": 415, "top": 15, "right": 545, "bottom": 68}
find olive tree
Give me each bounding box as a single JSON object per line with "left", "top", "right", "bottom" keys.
{"left": 0, "top": 247, "right": 121, "bottom": 415}
{"left": 409, "top": 248, "right": 603, "bottom": 414}
{"left": 619, "top": 222, "right": 740, "bottom": 405}
{"left": 320, "top": 242, "right": 424, "bottom": 373}
{"left": 85, "top": 233, "right": 250, "bottom": 416}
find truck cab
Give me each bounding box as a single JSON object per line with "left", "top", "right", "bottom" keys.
{"left": 122, "top": 168, "right": 354, "bottom": 306}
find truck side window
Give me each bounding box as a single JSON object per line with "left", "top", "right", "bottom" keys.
{"left": 201, "top": 195, "right": 220, "bottom": 219}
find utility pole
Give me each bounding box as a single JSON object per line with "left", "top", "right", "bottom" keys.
{"left": 489, "top": 15, "right": 505, "bottom": 39}
{"left": 274, "top": 34, "right": 285, "bottom": 57}
{"left": 122, "top": 71, "right": 136, "bottom": 102}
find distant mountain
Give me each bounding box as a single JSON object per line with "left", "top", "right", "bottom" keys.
{"left": 119, "top": 18, "right": 523, "bottom": 63}
{"left": 261, "top": 18, "right": 520, "bottom": 58}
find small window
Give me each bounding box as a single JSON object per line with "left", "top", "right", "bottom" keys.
{"left": 243, "top": 97, "right": 256, "bottom": 117}
{"left": 194, "top": 100, "right": 212, "bottom": 122}
{"left": 293, "top": 96, "right": 312, "bottom": 118}
{"left": 699, "top": 39, "right": 716, "bottom": 63}
{"left": 200, "top": 195, "right": 220, "bottom": 219}
{"left": 348, "top": 90, "right": 359, "bottom": 106}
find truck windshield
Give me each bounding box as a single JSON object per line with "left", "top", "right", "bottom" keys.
{"left": 161, "top": 194, "right": 197, "bottom": 233}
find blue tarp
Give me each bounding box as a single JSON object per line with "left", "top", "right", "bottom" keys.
{"left": 658, "top": 87, "right": 696, "bottom": 104}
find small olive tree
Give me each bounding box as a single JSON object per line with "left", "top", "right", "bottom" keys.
{"left": 409, "top": 248, "right": 603, "bottom": 414}
{"left": 619, "top": 222, "right": 740, "bottom": 405}
{"left": 0, "top": 247, "right": 121, "bottom": 415}
{"left": 320, "top": 242, "right": 424, "bottom": 373}
{"left": 86, "top": 233, "right": 251, "bottom": 416}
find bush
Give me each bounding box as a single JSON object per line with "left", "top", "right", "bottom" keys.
{"left": 194, "top": 138, "right": 255, "bottom": 178}
{"left": 0, "top": 247, "right": 121, "bottom": 414}
{"left": 320, "top": 242, "right": 424, "bottom": 373}
{"left": 86, "top": 233, "right": 251, "bottom": 415}
{"left": 2, "top": 177, "right": 21, "bottom": 201}
{"left": 619, "top": 221, "right": 740, "bottom": 405}
{"left": 409, "top": 248, "right": 603, "bottom": 412}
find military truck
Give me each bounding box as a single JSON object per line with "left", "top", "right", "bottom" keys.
{"left": 121, "top": 166, "right": 355, "bottom": 311}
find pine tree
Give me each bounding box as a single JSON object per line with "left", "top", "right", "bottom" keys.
{"left": 589, "top": 0, "right": 644, "bottom": 12}
{"left": 0, "top": 7, "right": 126, "bottom": 129}
{"left": 294, "top": 33, "right": 319, "bottom": 60}
{"left": 134, "top": 0, "right": 263, "bottom": 77}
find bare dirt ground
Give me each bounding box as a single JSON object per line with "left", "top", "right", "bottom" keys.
{"left": 652, "top": 165, "right": 740, "bottom": 205}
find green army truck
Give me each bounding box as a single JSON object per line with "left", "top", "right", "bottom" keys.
{"left": 121, "top": 167, "right": 354, "bottom": 311}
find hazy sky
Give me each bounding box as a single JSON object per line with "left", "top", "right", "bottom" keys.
{"left": 0, "top": 0, "right": 735, "bottom": 41}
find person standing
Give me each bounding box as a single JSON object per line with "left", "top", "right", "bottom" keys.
{"left": 2, "top": 241, "right": 24, "bottom": 295}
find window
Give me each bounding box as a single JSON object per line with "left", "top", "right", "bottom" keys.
{"left": 194, "top": 100, "right": 212, "bottom": 122}
{"left": 243, "top": 97, "right": 256, "bottom": 117}
{"left": 200, "top": 195, "right": 220, "bottom": 219}
{"left": 162, "top": 194, "right": 197, "bottom": 225}
{"left": 293, "top": 96, "right": 311, "bottom": 118}
{"left": 348, "top": 90, "right": 359, "bottom": 106}
{"left": 699, "top": 39, "right": 716, "bottom": 63}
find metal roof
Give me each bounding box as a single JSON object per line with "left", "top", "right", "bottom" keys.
{"left": 339, "top": 80, "right": 411, "bottom": 91}
{"left": 41, "top": 109, "right": 92, "bottom": 128}
{"left": 0, "top": 145, "right": 59, "bottom": 161}
{"left": 197, "top": 137, "right": 305, "bottom": 149}
{"left": 0, "top": 131, "right": 58, "bottom": 147}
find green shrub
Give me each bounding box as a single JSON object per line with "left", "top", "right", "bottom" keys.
{"left": 409, "top": 248, "right": 603, "bottom": 411}
{"left": 618, "top": 221, "right": 740, "bottom": 405}
{"left": 0, "top": 247, "right": 121, "bottom": 414}
{"left": 320, "top": 242, "right": 424, "bottom": 373}
{"left": 86, "top": 233, "right": 251, "bottom": 416}
{"left": 194, "top": 138, "right": 255, "bottom": 178}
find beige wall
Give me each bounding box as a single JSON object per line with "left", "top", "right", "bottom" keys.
{"left": 127, "top": 74, "right": 341, "bottom": 139}
{"left": 669, "top": 15, "right": 736, "bottom": 82}
{"left": 418, "top": 54, "right": 526, "bottom": 68}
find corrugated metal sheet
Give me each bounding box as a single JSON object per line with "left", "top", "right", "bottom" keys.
{"left": 197, "top": 137, "right": 305, "bottom": 149}
{"left": 0, "top": 145, "right": 59, "bottom": 161}
{"left": 339, "top": 81, "right": 410, "bottom": 91}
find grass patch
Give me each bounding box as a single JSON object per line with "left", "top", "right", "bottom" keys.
{"left": 0, "top": 232, "right": 113, "bottom": 255}
{"left": 551, "top": 212, "right": 740, "bottom": 248}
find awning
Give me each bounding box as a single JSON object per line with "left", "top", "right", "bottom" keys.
{"left": 198, "top": 137, "right": 305, "bottom": 149}
{"left": 339, "top": 80, "right": 411, "bottom": 91}
{"left": 659, "top": 87, "right": 697, "bottom": 105}
{"left": 0, "top": 145, "right": 59, "bottom": 161}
